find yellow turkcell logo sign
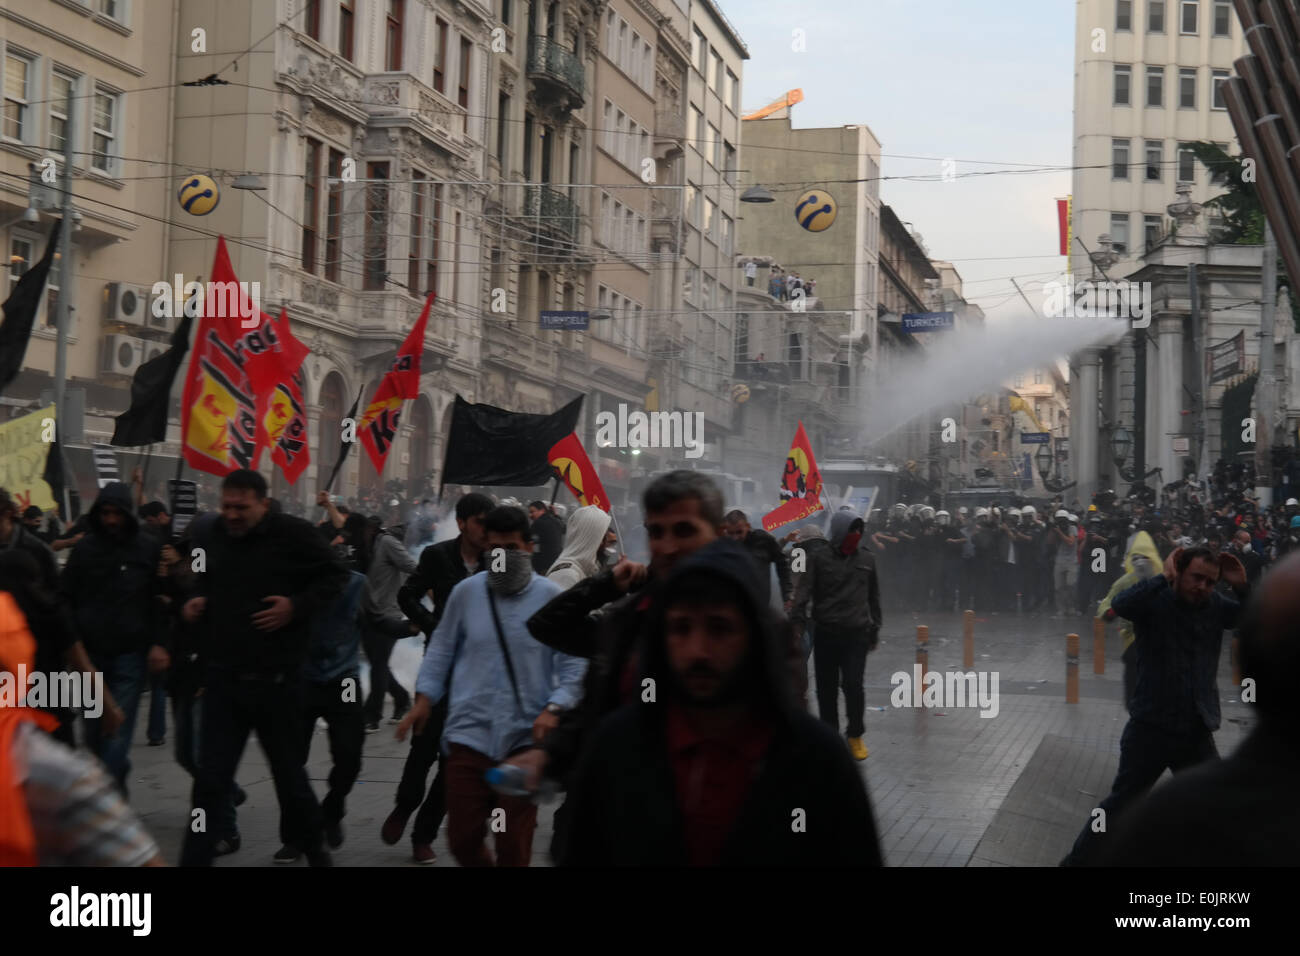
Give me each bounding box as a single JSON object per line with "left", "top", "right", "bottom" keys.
{"left": 794, "top": 189, "right": 837, "bottom": 232}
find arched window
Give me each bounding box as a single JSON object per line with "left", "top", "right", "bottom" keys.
{"left": 408, "top": 396, "right": 433, "bottom": 498}
{"left": 318, "top": 372, "right": 346, "bottom": 491}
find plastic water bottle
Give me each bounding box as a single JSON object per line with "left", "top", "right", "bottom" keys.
{"left": 485, "top": 765, "right": 532, "bottom": 797}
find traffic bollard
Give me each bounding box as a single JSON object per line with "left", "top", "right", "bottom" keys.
{"left": 1093, "top": 617, "right": 1105, "bottom": 675}
{"left": 1066, "top": 632, "right": 1079, "bottom": 704}
{"left": 963, "top": 610, "right": 974, "bottom": 669}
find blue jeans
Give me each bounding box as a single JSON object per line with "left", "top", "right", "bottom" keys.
{"left": 83, "top": 649, "right": 147, "bottom": 796}
{"left": 148, "top": 670, "right": 168, "bottom": 742}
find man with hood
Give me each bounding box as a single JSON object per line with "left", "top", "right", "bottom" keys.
{"left": 58, "top": 481, "right": 169, "bottom": 793}
{"left": 790, "top": 508, "right": 882, "bottom": 761}
{"left": 1097, "top": 531, "right": 1162, "bottom": 712}
{"left": 396, "top": 505, "right": 587, "bottom": 866}
{"left": 546, "top": 505, "right": 613, "bottom": 592}
{"left": 559, "top": 538, "right": 882, "bottom": 866}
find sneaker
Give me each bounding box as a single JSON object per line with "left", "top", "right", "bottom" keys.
{"left": 364, "top": 721, "right": 380, "bottom": 734}
{"left": 325, "top": 819, "right": 344, "bottom": 850}
{"left": 233, "top": 786, "right": 247, "bottom": 807}
{"left": 147, "top": 738, "right": 165, "bottom": 747}
{"left": 273, "top": 844, "right": 302, "bottom": 864}
{"left": 389, "top": 702, "right": 409, "bottom": 724}
{"left": 306, "top": 846, "right": 333, "bottom": 868}
{"left": 847, "top": 736, "right": 869, "bottom": 761}
{"left": 412, "top": 843, "right": 437, "bottom": 864}
{"left": 381, "top": 808, "right": 410, "bottom": 845}
{"left": 213, "top": 834, "right": 241, "bottom": 857}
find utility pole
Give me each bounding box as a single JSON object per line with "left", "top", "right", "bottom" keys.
{"left": 1256, "top": 221, "right": 1277, "bottom": 507}
{"left": 52, "top": 78, "right": 77, "bottom": 519}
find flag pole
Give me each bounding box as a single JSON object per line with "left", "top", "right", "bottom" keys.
{"left": 547, "top": 472, "right": 561, "bottom": 510}
{"left": 607, "top": 507, "right": 626, "bottom": 561}
{"left": 169, "top": 452, "right": 184, "bottom": 517}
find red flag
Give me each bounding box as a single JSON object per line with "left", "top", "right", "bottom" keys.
{"left": 247, "top": 309, "right": 311, "bottom": 484}
{"left": 547, "top": 432, "right": 610, "bottom": 512}
{"left": 357, "top": 294, "right": 433, "bottom": 475}
{"left": 1057, "top": 197, "right": 1071, "bottom": 257}
{"left": 180, "top": 237, "right": 264, "bottom": 476}
{"left": 762, "top": 422, "right": 825, "bottom": 532}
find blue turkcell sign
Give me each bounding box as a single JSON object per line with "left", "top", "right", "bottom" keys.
{"left": 901, "top": 311, "right": 954, "bottom": 333}
{"left": 1020, "top": 432, "right": 1050, "bottom": 444}
{"left": 540, "top": 310, "right": 589, "bottom": 330}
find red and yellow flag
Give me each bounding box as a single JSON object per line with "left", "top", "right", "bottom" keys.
{"left": 247, "top": 309, "right": 311, "bottom": 484}
{"left": 548, "top": 432, "right": 610, "bottom": 512}
{"left": 180, "top": 237, "right": 262, "bottom": 476}
{"left": 762, "top": 421, "right": 824, "bottom": 531}
{"left": 358, "top": 294, "right": 433, "bottom": 475}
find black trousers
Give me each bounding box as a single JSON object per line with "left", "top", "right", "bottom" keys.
{"left": 180, "top": 672, "right": 323, "bottom": 866}
{"left": 293, "top": 673, "right": 364, "bottom": 836}
{"left": 362, "top": 614, "right": 411, "bottom": 725}
{"left": 1063, "top": 718, "right": 1218, "bottom": 865}
{"left": 393, "top": 696, "right": 448, "bottom": 845}
{"left": 812, "top": 624, "right": 871, "bottom": 738}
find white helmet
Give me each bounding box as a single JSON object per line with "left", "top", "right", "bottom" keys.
{"left": 1068, "top": 513, "right": 1079, "bottom": 523}
{"left": 1007, "top": 507, "right": 1021, "bottom": 523}
{"left": 975, "top": 507, "right": 990, "bottom": 520}
{"left": 1288, "top": 498, "right": 1299, "bottom": 507}
{"left": 958, "top": 506, "right": 969, "bottom": 516}
{"left": 936, "top": 509, "right": 951, "bottom": 526}
{"left": 1021, "top": 505, "right": 1037, "bottom": 518}
{"left": 919, "top": 505, "right": 936, "bottom": 521}
{"left": 1055, "top": 509, "right": 1070, "bottom": 520}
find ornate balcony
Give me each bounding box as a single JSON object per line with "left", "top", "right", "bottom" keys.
{"left": 527, "top": 35, "right": 584, "bottom": 111}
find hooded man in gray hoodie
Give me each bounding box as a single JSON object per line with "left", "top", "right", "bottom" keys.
{"left": 789, "top": 508, "right": 881, "bottom": 761}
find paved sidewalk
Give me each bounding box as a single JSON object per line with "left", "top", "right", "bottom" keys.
{"left": 122, "top": 613, "right": 1253, "bottom": 866}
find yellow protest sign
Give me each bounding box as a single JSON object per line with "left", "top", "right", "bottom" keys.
{"left": 0, "top": 405, "right": 58, "bottom": 511}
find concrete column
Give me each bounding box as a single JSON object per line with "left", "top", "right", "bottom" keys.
{"left": 1158, "top": 314, "right": 1185, "bottom": 480}
{"left": 1075, "top": 348, "right": 1101, "bottom": 505}
{"left": 1101, "top": 347, "right": 1119, "bottom": 491}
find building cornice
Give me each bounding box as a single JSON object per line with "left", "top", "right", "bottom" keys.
{"left": 0, "top": 7, "right": 147, "bottom": 77}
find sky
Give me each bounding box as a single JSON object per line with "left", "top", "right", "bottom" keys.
{"left": 719, "top": 0, "right": 1075, "bottom": 317}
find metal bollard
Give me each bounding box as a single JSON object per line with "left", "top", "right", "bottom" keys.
{"left": 1093, "top": 617, "right": 1105, "bottom": 675}
{"left": 916, "top": 624, "right": 929, "bottom": 705}
{"left": 1066, "top": 632, "right": 1079, "bottom": 704}
{"left": 963, "top": 610, "right": 974, "bottom": 669}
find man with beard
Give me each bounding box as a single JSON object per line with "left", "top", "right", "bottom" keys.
{"left": 396, "top": 506, "right": 586, "bottom": 866}
{"left": 179, "top": 470, "right": 346, "bottom": 867}
{"left": 1061, "top": 545, "right": 1247, "bottom": 866}
{"left": 790, "top": 508, "right": 881, "bottom": 761}
{"left": 58, "top": 482, "right": 169, "bottom": 793}
{"left": 559, "top": 539, "right": 882, "bottom": 866}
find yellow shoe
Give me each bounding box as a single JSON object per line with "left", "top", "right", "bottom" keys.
{"left": 848, "top": 737, "right": 868, "bottom": 761}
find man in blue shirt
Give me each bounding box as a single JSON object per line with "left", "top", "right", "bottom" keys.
{"left": 397, "top": 506, "right": 586, "bottom": 866}
{"left": 1061, "top": 545, "right": 1247, "bottom": 866}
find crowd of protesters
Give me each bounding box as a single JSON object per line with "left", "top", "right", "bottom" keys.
{"left": 3, "top": 453, "right": 1298, "bottom": 867}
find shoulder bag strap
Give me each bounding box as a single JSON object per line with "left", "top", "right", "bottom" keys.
{"left": 485, "top": 578, "right": 526, "bottom": 718}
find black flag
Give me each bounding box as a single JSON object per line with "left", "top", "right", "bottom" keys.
{"left": 440, "top": 395, "right": 583, "bottom": 492}
{"left": 324, "top": 386, "right": 364, "bottom": 493}
{"left": 0, "top": 218, "right": 62, "bottom": 396}
{"left": 41, "top": 421, "right": 65, "bottom": 516}
{"left": 111, "top": 311, "right": 195, "bottom": 446}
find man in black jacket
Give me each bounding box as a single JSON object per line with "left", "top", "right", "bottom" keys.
{"left": 1061, "top": 545, "right": 1247, "bottom": 866}
{"left": 724, "top": 509, "right": 793, "bottom": 610}
{"left": 790, "top": 507, "right": 882, "bottom": 761}
{"left": 178, "top": 469, "right": 346, "bottom": 867}
{"left": 528, "top": 500, "right": 564, "bottom": 575}
{"left": 560, "top": 538, "right": 882, "bottom": 866}
{"left": 59, "top": 481, "right": 169, "bottom": 794}
{"left": 1, "top": 489, "right": 60, "bottom": 592}
{"left": 1097, "top": 552, "right": 1300, "bottom": 865}
{"left": 383, "top": 491, "right": 492, "bottom": 863}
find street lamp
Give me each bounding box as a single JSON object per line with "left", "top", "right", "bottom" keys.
{"left": 1034, "top": 442, "right": 1053, "bottom": 481}
{"left": 740, "top": 185, "right": 774, "bottom": 203}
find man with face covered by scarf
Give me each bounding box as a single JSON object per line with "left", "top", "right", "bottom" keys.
{"left": 397, "top": 505, "right": 587, "bottom": 866}
{"left": 789, "top": 507, "right": 882, "bottom": 761}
